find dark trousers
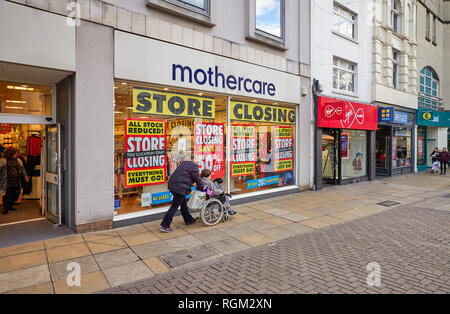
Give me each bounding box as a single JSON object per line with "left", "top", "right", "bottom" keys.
{"left": 161, "top": 192, "right": 195, "bottom": 228}
{"left": 3, "top": 187, "right": 19, "bottom": 212}
{"left": 441, "top": 162, "right": 447, "bottom": 174}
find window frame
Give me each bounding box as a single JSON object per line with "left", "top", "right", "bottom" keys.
{"left": 391, "top": 0, "right": 401, "bottom": 34}
{"left": 332, "top": 2, "right": 358, "bottom": 41}
{"left": 392, "top": 50, "right": 399, "bottom": 89}
{"left": 246, "top": 0, "right": 288, "bottom": 51}
{"left": 419, "top": 67, "right": 440, "bottom": 109}
{"left": 332, "top": 57, "right": 357, "bottom": 95}
{"left": 147, "top": 0, "right": 216, "bottom": 26}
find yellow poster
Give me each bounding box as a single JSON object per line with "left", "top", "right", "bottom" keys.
{"left": 133, "top": 87, "right": 215, "bottom": 119}
{"left": 126, "top": 169, "right": 166, "bottom": 187}
{"left": 230, "top": 100, "right": 295, "bottom": 124}
{"left": 231, "top": 163, "right": 255, "bottom": 176}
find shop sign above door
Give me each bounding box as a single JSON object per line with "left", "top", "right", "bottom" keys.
{"left": 393, "top": 111, "right": 408, "bottom": 124}
{"left": 378, "top": 107, "right": 393, "bottom": 122}
{"left": 417, "top": 108, "right": 450, "bottom": 127}
{"left": 114, "top": 31, "right": 301, "bottom": 104}
{"left": 317, "top": 97, "right": 378, "bottom": 130}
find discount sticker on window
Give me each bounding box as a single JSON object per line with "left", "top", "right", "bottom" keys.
{"left": 194, "top": 122, "right": 225, "bottom": 180}
{"left": 124, "top": 119, "right": 167, "bottom": 187}
{"left": 231, "top": 124, "right": 257, "bottom": 177}
{"left": 133, "top": 87, "right": 215, "bottom": 119}
{"left": 272, "top": 126, "right": 294, "bottom": 172}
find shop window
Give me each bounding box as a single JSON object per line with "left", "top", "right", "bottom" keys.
{"left": 114, "top": 81, "right": 227, "bottom": 216}
{"left": 229, "top": 98, "right": 296, "bottom": 196}
{"left": 113, "top": 81, "right": 297, "bottom": 216}
{"left": 332, "top": 3, "right": 357, "bottom": 40}
{"left": 417, "top": 128, "right": 426, "bottom": 166}
{"left": 341, "top": 130, "right": 367, "bottom": 179}
{"left": 392, "top": 127, "right": 411, "bottom": 168}
{"left": 0, "top": 81, "right": 52, "bottom": 116}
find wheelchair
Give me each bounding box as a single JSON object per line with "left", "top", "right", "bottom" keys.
{"left": 197, "top": 192, "right": 232, "bottom": 226}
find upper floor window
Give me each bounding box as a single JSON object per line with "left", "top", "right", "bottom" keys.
{"left": 333, "top": 57, "right": 357, "bottom": 94}
{"left": 432, "top": 16, "right": 437, "bottom": 44}
{"left": 425, "top": 11, "right": 430, "bottom": 40}
{"left": 332, "top": 3, "right": 357, "bottom": 40}
{"left": 255, "top": 0, "right": 283, "bottom": 39}
{"left": 419, "top": 67, "right": 439, "bottom": 109}
{"left": 391, "top": 0, "right": 401, "bottom": 34}
{"left": 392, "top": 50, "right": 399, "bottom": 88}
{"left": 165, "top": 0, "right": 210, "bottom": 15}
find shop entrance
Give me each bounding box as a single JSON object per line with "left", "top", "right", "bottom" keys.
{"left": 322, "top": 129, "right": 340, "bottom": 185}
{"left": 0, "top": 123, "right": 61, "bottom": 226}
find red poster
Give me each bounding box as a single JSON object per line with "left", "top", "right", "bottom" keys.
{"left": 272, "top": 126, "right": 294, "bottom": 172}
{"left": 124, "top": 119, "right": 167, "bottom": 188}
{"left": 231, "top": 124, "right": 257, "bottom": 177}
{"left": 317, "top": 96, "right": 378, "bottom": 130}
{"left": 418, "top": 137, "right": 424, "bottom": 156}
{"left": 194, "top": 122, "right": 225, "bottom": 180}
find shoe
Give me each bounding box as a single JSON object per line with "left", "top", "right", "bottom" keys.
{"left": 186, "top": 217, "right": 197, "bottom": 226}
{"left": 228, "top": 209, "right": 237, "bottom": 215}
{"left": 160, "top": 227, "right": 172, "bottom": 233}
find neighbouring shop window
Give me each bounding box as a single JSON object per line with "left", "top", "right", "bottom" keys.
{"left": 229, "top": 98, "right": 296, "bottom": 195}
{"left": 0, "top": 81, "right": 52, "bottom": 116}
{"left": 333, "top": 58, "right": 356, "bottom": 93}
{"left": 255, "top": 0, "right": 283, "bottom": 39}
{"left": 341, "top": 130, "right": 367, "bottom": 179}
{"left": 376, "top": 126, "right": 390, "bottom": 169}
{"left": 392, "top": 127, "right": 411, "bottom": 168}
{"left": 332, "top": 3, "right": 357, "bottom": 40}
{"left": 417, "top": 128, "right": 426, "bottom": 166}
{"left": 114, "top": 81, "right": 227, "bottom": 216}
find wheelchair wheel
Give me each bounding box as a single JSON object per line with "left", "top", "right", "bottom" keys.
{"left": 200, "top": 198, "right": 224, "bottom": 226}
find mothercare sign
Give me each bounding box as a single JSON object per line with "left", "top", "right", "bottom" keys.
{"left": 124, "top": 119, "right": 167, "bottom": 187}
{"left": 115, "top": 31, "right": 301, "bottom": 104}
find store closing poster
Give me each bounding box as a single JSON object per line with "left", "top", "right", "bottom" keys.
{"left": 194, "top": 122, "right": 225, "bottom": 180}
{"left": 124, "top": 119, "right": 167, "bottom": 187}
{"left": 231, "top": 124, "right": 257, "bottom": 177}
{"left": 272, "top": 126, "right": 294, "bottom": 172}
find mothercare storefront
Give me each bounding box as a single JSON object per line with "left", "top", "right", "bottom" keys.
{"left": 113, "top": 31, "right": 301, "bottom": 223}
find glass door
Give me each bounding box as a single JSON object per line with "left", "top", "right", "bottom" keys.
{"left": 44, "top": 124, "right": 62, "bottom": 225}
{"left": 322, "top": 129, "right": 340, "bottom": 185}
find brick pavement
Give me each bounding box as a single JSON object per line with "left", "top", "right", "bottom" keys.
{"left": 102, "top": 205, "right": 450, "bottom": 294}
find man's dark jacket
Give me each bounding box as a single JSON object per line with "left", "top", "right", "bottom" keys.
{"left": 168, "top": 161, "right": 205, "bottom": 196}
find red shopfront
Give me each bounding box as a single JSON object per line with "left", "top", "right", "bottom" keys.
{"left": 315, "top": 96, "right": 378, "bottom": 188}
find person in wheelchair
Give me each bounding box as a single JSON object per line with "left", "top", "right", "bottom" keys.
{"left": 200, "top": 169, "right": 236, "bottom": 215}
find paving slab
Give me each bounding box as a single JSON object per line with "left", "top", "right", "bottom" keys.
{"left": 0, "top": 264, "right": 51, "bottom": 293}
{"left": 53, "top": 271, "right": 110, "bottom": 294}
{"left": 49, "top": 255, "right": 99, "bottom": 281}
{"left": 102, "top": 261, "right": 154, "bottom": 287}
{"left": 94, "top": 248, "right": 140, "bottom": 270}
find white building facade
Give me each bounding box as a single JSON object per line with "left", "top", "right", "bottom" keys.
{"left": 312, "top": 0, "right": 378, "bottom": 189}
{"left": 372, "top": 0, "right": 419, "bottom": 177}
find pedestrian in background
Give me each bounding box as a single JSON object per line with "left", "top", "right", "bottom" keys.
{"left": 430, "top": 147, "right": 440, "bottom": 173}
{"left": 0, "top": 148, "right": 29, "bottom": 214}
{"left": 160, "top": 154, "right": 205, "bottom": 233}
{"left": 438, "top": 147, "right": 449, "bottom": 175}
